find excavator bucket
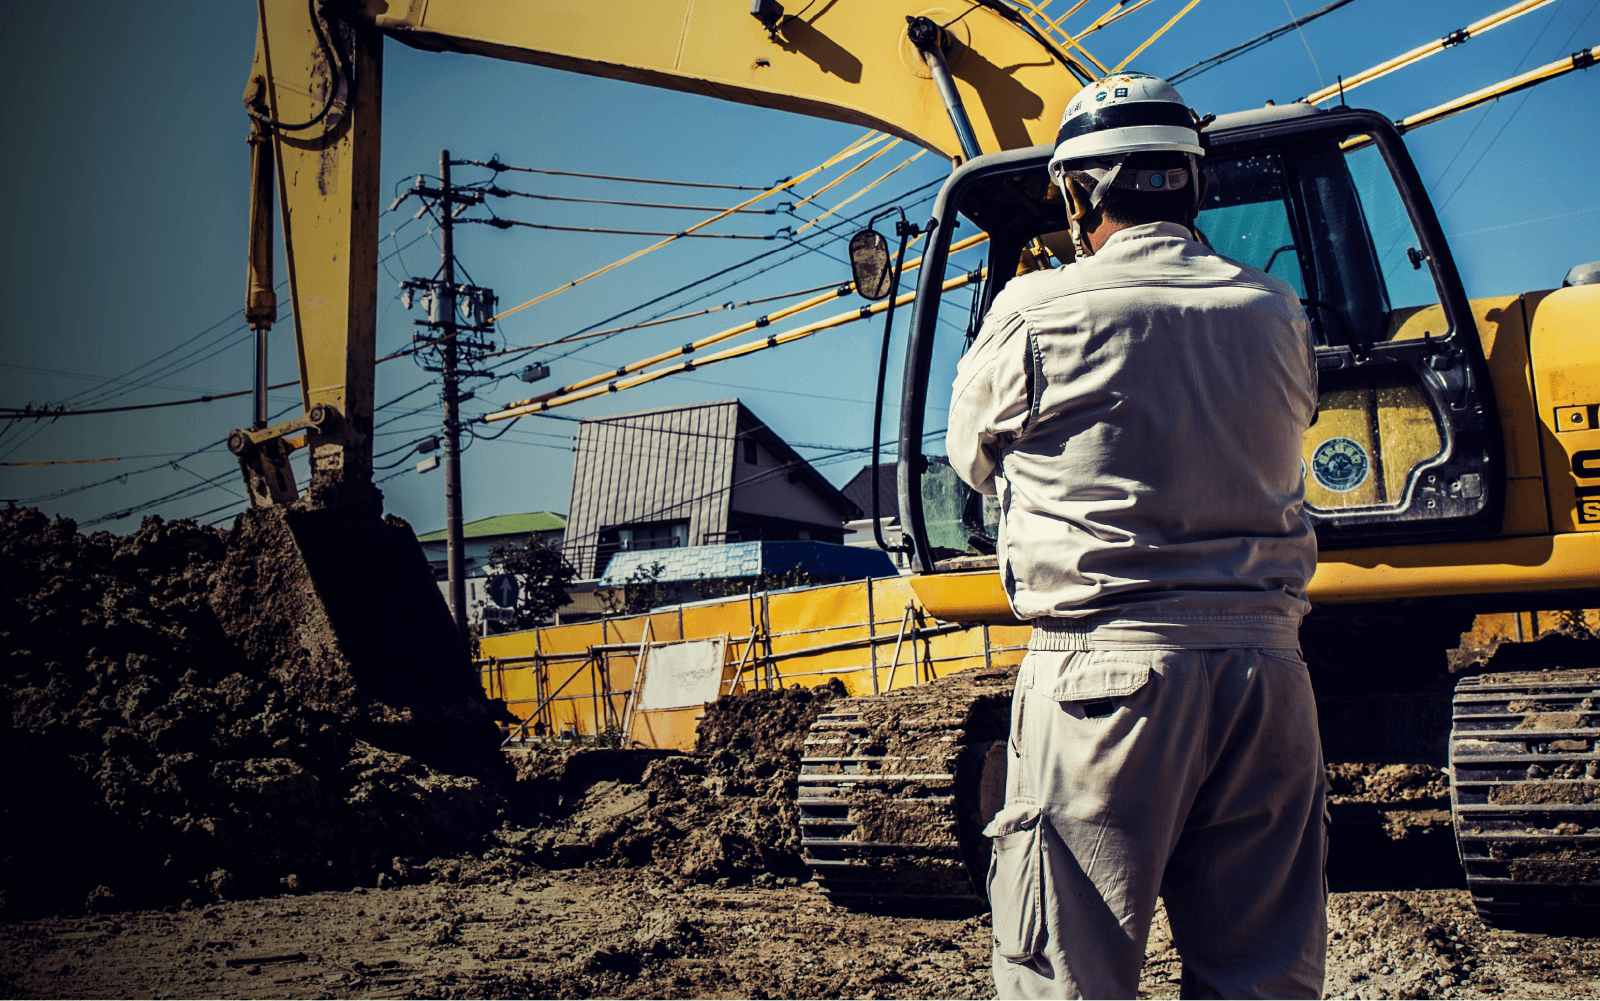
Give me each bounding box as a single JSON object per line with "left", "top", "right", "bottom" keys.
{"left": 208, "top": 505, "right": 507, "bottom": 780}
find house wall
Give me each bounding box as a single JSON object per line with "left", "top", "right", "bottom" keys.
{"left": 564, "top": 401, "right": 738, "bottom": 578}
{"left": 728, "top": 437, "right": 849, "bottom": 532}
{"left": 419, "top": 529, "right": 565, "bottom": 581}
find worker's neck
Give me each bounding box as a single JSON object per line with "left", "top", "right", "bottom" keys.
{"left": 1084, "top": 215, "right": 1188, "bottom": 254}
{"left": 1085, "top": 214, "right": 1131, "bottom": 254}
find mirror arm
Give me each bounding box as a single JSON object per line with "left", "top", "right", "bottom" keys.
{"left": 871, "top": 208, "right": 921, "bottom": 555}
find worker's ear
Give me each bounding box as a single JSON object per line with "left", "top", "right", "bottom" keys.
{"left": 1062, "top": 175, "right": 1099, "bottom": 259}
{"left": 1062, "top": 176, "right": 1098, "bottom": 230}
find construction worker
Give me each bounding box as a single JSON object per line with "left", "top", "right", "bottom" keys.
{"left": 947, "top": 73, "right": 1324, "bottom": 1000}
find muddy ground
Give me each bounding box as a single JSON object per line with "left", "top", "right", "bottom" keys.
{"left": 4, "top": 749, "right": 1600, "bottom": 999}
{"left": 7, "top": 833, "right": 1600, "bottom": 1000}
{"left": 7, "top": 507, "right": 1600, "bottom": 998}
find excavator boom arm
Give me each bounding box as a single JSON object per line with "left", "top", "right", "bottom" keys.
{"left": 241, "top": 0, "right": 1087, "bottom": 509}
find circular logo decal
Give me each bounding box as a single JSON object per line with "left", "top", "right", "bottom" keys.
{"left": 1311, "top": 437, "right": 1370, "bottom": 492}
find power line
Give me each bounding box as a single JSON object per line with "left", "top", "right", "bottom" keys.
{"left": 483, "top": 186, "right": 781, "bottom": 214}
{"left": 1167, "top": 0, "right": 1359, "bottom": 83}
{"left": 1432, "top": 1, "right": 1598, "bottom": 213}
{"left": 454, "top": 157, "right": 783, "bottom": 191}
{"left": 466, "top": 217, "right": 787, "bottom": 239}
{"left": 529, "top": 176, "right": 946, "bottom": 367}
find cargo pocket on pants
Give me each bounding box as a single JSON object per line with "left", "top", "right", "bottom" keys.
{"left": 984, "top": 801, "right": 1047, "bottom": 964}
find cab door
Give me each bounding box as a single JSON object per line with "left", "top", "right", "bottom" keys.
{"left": 899, "top": 107, "right": 1500, "bottom": 570}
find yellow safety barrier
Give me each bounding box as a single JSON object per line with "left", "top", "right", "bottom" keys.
{"left": 478, "top": 575, "right": 1032, "bottom": 751}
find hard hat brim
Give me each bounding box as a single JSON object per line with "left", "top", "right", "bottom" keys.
{"left": 1048, "top": 124, "right": 1204, "bottom": 172}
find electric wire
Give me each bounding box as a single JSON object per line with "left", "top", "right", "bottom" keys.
{"left": 1303, "top": 0, "right": 1561, "bottom": 104}
{"left": 454, "top": 158, "right": 781, "bottom": 191}
{"left": 531, "top": 176, "right": 949, "bottom": 362}
{"left": 487, "top": 131, "right": 891, "bottom": 324}
{"left": 497, "top": 232, "right": 989, "bottom": 411}
{"left": 1, "top": 174, "right": 945, "bottom": 422}
{"left": 1282, "top": 0, "right": 1328, "bottom": 91}
{"left": 483, "top": 187, "right": 780, "bottom": 214}
{"left": 1114, "top": 0, "right": 1206, "bottom": 72}
{"left": 1418, "top": 0, "right": 1566, "bottom": 199}
{"left": 1429, "top": 4, "right": 1600, "bottom": 212}
{"left": 1167, "top": 0, "right": 1358, "bottom": 83}
{"left": 997, "top": 0, "right": 1108, "bottom": 74}
{"left": 428, "top": 174, "right": 948, "bottom": 376}
{"left": 958, "top": 0, "right": 1099, "bottom": 80}
{"left": 488, "top": 268, "right": 989, "bottom": 419}
{"left": 794, "top": 149, "right": 925, "bottom": 235}
{"left": 468, "top": 218, "right": 784, "bottom": 239}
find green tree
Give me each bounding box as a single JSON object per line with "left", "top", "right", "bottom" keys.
{"left": 487, "top": 535, "right": 577, "bottom": 629}
{"left": 599, "top": 560, "right": 670, "bottom": 616}
{"left": 691, "top": 568, "right": 814, "bottom": 601}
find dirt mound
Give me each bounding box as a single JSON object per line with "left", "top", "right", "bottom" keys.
{"left": 1458, "top": 631, "right": 1600, "bottom": 673}
{"left": 509, "top": 684, "right": 842, "bottom": 884}
{"left": 0, "top": 507, "right": 509, "bottom": 918}
{"left": 1329, "top": 763, "right": 1452, "bottom": 802}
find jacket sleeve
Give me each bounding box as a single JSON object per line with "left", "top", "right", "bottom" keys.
{"left": 947, "top": 308, "right": 1033, "bottom": 496}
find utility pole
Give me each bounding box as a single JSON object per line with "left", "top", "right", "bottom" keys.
{"left": 439, "top": 150, "right": 466, "bottom": 646}
{"left": 394, "top": 153, "right": 501, "bottom": 648}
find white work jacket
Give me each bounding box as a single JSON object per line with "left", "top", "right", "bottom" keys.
{"left": 947, "top": 221, "right": 1318, "bottom": 649}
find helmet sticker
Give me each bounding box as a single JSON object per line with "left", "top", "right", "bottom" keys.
{"left": 1311, "top": 437, "right": 1370, "bottom": 492}
{"left": 1114, "top": 87, "right": 1128, "bottom": 97}
{"left": 1095, "top": 91, "right": 1107, "bottom": 101}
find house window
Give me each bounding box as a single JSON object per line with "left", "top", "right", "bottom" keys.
{"left": 594, "top": 520, "right": 689, "bottom": 577}
{"left": 621, "top": 522, "right": 688, "bottom": 552}
{"left": 744, "top": 440, "right": 758, "bottom": 464}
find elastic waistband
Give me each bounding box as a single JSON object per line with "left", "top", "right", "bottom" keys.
{"left": 1029, "top": 612, "right": 1302, "bottom": 651}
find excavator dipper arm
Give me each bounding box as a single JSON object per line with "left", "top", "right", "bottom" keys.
{"left": 235, "top": 0, "right": 384, "bottom": 512}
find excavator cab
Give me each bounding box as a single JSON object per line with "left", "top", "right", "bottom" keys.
{"left": 899, "top": 104, "right": 1501, "bottom": 572}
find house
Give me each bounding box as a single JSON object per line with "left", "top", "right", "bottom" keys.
{"left": 416, "top": 511, "right": 566, "bottom": 631}
{"left": 562, "top": 399, "right": 862, "bottom": 581}
{"left": 598, "top": 539, "right": 898, "bottom": 608}
{"left": 839, "top": 462, "right": 913, "bottom": 570}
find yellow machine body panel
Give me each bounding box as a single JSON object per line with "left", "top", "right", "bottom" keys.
{"left": 909, "top": 291, "right": 1600, "bottom": 622}
{"left": 1528, "top": 284, "right": 1600, "bottom": 532}
{"left": 246, "top": 4, "right": 385, "bottom": 501}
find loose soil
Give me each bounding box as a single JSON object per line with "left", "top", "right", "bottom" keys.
{"left": 0, "top": 507, "right": 509, "bottom": 919}
{"left": 9, "top": 870, "right": 1600, "bottom": 999}
{"left": 7, "top": 507, "right": 1600, "bottom": 998}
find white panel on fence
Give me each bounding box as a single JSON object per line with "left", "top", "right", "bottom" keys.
{"left": 637, "top": 638, "right": 727, "bottom": 711}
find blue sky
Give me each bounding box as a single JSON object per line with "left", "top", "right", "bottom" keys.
{"left": 1, "top": 0, "right": 1596, "bottom": 536}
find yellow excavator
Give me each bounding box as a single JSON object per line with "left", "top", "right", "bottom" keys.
{"left": 235, "top": 0, "right": 1599, "bottom": 926}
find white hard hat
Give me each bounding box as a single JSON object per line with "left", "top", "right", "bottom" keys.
{"left": 1048, "top": 72, "right": 1203, "bottom": 175}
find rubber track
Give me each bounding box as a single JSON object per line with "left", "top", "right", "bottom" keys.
{"left": 798, "top": 666, "right": 1014, "bottom": 912}
{"left": 1452, "top": 668, "right": 1600, "bottom": 928}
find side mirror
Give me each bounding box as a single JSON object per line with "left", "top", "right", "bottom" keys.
{"left": 849, "top": 229, "right": 893, "bottom": 300}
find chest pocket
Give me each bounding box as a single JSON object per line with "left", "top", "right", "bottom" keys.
{"left": 1041, "top": 650, "right": 1152, "bottom": 703}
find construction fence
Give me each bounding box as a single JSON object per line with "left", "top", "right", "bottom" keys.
{"left": 477, "top": 574, "right": 1031, "bottom": 751}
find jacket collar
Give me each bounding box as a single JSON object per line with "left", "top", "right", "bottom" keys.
{"left": 1099, "top": 221, "right": 1193, "bottom": 251}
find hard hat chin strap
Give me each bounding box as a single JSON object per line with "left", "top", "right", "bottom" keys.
{"left": 1056, "top": 156, "right": 1126, "bottom": 260}
{"left": 1088, "top": 157, "right": 1127, "bottom": 208}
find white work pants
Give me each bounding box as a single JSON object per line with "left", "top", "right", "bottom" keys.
{"left": 987, "top": 648, "right": 1327, "bottom": 1000}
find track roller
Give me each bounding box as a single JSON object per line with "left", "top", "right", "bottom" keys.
{"left": 797, "top": 667, "right": 1013, "bottom": 912}
{"left": 1451, "top": 667, "right": 1600, "bottom": 929}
